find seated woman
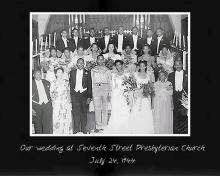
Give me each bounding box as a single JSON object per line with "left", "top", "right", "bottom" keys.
{"left": 157, "top": 45, "right": 174, "bottom": 74}
{"left": 153, "top": 70, "right": 173, "bottom": 134}
{"left": 121, "top": 45, "right": 137, "bottom": 74}
{"left": 50, "top": 67, "right": 72, "bottom": 134}
{"left": 71, "top": 45, "right": 87, "bottom": 66}
{"left": 45, "top": 47, "right": 58, "bottom": 83}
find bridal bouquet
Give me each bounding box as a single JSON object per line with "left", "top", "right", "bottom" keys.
{"left": 139, "top": 82, "right": 155, "bottom": 98}
{"left": 122, "top": 74, "right": 137, "bottom": 105}
{"left": 105, "top": 58, "right": 115, "bottom": 70}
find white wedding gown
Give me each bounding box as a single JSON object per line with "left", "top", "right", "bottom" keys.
{"left": 102, "top": 72, "right": 131, "bottom": 134}
{"left": 129, "top": 72, "right": 155, "bottom": 134}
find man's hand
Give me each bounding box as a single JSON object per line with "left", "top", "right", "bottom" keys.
{"left": 32, "top": 109, "right": 36, "bottom": 116}
{"left": 103, "top": 48, "right": 107, "bottom": 53}
{"left": 86, "top": 98, "right": 92, "bottom": 105}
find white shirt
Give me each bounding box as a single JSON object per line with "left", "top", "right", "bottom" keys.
{"left": 175, "top": 70, "right": 183, "bottom": 91}
{"left": 117, "top": 34, "right": 123, "bottom": 52}
{"left": 157, "top": 35, "right": 163, "bottom": 54}
{"left": 104, "top": 35, "right": 110, "bottom": 48}
{"left": 62, "top": 37, "right": 68, "bottom": 47}
{"left": 90, "top": 37, "right": 95, "bottom": 45}
{"left": 147, "top": 37, "right": 152, "bottom": 45}
{"left": 132, "top": 34, "right": 138, "bottom": 50}
{"left": 74, "top": 37, "right": 78, "bottom": 47}
{"left": 35, "top": 80, "right": 48, "bottom": 104}
{"left": 74, "top": 69, "right": 87, "bottom": 93}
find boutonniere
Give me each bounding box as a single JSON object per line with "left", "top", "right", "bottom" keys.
{"left": 85, "top": 72, "right": 88, "bottom": 75}
{"left": 47, "top": 85, "right": 50, "bottom": 88}
{"left": 67, "top": 39, "right": 69, "bottom": 42}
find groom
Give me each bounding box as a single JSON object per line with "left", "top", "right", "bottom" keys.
{"left": 69, "top": 58, "right": 92, "bottom": 134}
{"left": 168, "top": 59, "right": 188, "bottom": 134}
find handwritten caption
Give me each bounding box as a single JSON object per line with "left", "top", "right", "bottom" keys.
{"left": 19, "top": 144, "right": 206, "bottom": 165}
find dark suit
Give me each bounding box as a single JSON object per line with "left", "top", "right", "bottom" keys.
{"left": 69, "top": 37, "right": 84, "bottom": 52}
{"left": 127, "top": 34, "right": 144, "bottom": 56}
{"left": 98, "top": 35, "right": 114, "bottom": 51}
{"left": 32, "top": 79, "right": 53, "bottom": 134}
{"left": 168, "top": 70, "right": 188, "bottom": 134}
{"left": 83, "top": 36, "right": 99, "bottom": 49}
{"left": 152, "top": 35, "right": 170, "bottom": 56}
{"left": 69, "top": 69, "right": 92, "bottom": 133}
{"left": 112, "top": 34, "right": 128, "bottom": 53}
{"left": 56, "top": 38, "right": 71, "bottom": 53}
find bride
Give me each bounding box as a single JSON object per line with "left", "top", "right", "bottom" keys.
{"left": 130, "top": 61, "right": 155, "bottom": 134}
{"left": 102, "top": 60, "right": 131, "bottom": 134}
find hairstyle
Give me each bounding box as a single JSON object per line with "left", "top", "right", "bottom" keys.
{"left": 137, "top": 60, "right": 148, "bottom": 72}
{"left": 158, "top": 70, "right": 168, "bottom": 79}
{"left": 63, "top": 47, "right": 70, "bottom": 52}
{"left": 174, "top": 58, "right": 183, "bottom": 65}
{"left": 161, "top": 44, "right": 169, "bottom": 50}
{"left": 89, "top": 28, "right": 95, "bottom": 32}
{"left": 33, "top": 67, "right": 41, "bottom": 74}
{"left": 77, "top": 58, "right": 84, "bottom": 63}
{"left": 90, "top": 42, "right": 100, "bottom": 51}
{"left": 72, "top": 28, "right": 78, "bottom": 33}
{"left": 146, "top": 28, "right": 153, "bottom": 33}
{"left": 97, "top": 54, "right": 104, "bottom": 60}
{"left": 77, "top": 45, "right": 84, "bottom": 50}
{"left": 106, "top": 43, "right": 118, "bottom": 54}
{"left": 132, "top": 26, "right": 138, "bottom": 30}
{"left": 54, "top": 67, "right": 64, "bottom": 75}
{"left": 114, "top": 59, "right": 124, "bottom": 66}
{"left": 104, "top": 27, "right": 109, "bottom": 31}
{"left": 61, "top": 29, "right": 67, "bottom": 36}
{"left": 156, "top": 27, "right": 164, "bottom": 31}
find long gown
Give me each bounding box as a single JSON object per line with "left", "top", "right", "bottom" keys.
{"left": 153, "top": 80, "right": 173, "bottom": 134}
{"left": 102, "top": 72, "right": 131, "bottom": 134}
{"left": 130, "top": 72, "right": 154, "bottom": 134}
{"left": 50, "top": 79, "right": 72, "bottom": 134}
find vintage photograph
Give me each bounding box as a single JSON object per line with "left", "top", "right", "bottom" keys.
{"left": 30, "top": 12, "right": 190, "bottom": 136}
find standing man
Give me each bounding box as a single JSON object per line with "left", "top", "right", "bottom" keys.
{"left": 98, "top": 27, "right": 113, "bottom": 53}
{"left": 91, "top": 55, "right": 112, "bottom": 132}
{"left": 153, "top": 27, "right": 170, "bottom": 56}
{"left": 113, "top": 26, "right": 128, "bottom": 54}
{"left": 69, "top": 58, "right": 92, "bottom": 134}
{"left": 128, "top": 26, "right": 144, "bottom": 57}
{"left": 168, "top": 59, "right": 188, "bottom": 134}
{"left": 32, "top": 68, "right": 53, "bottom": 134}
{"left": 56, "top": 29, "right": 71, "bottom": 53}
{"left": 144, "top": 29, "right": 155, "bottom": 56}
{"left": 83, "top": 28, "right": 99, "bottom": 50}
{"left": 69, "top": 28, "right": 84, "bottom": 53}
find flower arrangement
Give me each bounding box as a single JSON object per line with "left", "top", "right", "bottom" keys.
{"left": 122, "top": 74, "right": 137, "bottom": 105}
{"left": 85, "top": 60, "right": 97, "bottom": 70}
{"left": 139, "top": 82, "right": 155, "bottom": 98}
{"left": 105, "top": 58, "right": 115, "bottom": 70}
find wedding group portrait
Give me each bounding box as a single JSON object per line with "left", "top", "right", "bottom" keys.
{"left": 30, "top": 12, "right": 190, "bottom": 136}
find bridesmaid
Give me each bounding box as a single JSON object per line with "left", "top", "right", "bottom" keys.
{"left": 50, "top": 67, "right": 73, "bottom": 134}
{"left": 153, "top": 70, "right": 173, "bottom": 134}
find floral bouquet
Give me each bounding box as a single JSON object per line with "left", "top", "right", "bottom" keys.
{"left": 154, "top": 63, "right": 165, "bottom": 73}
{"left": 105, "top": 58, "right": 115, "bottom": 70}
{"left": 122, "top": 74, "right": 137, "bottom": 106}
{"left": 139, "top": 82, "right": 155, "bottom": 98}
{"left": 85, "top": 60, "right": 97, "bottom": 70}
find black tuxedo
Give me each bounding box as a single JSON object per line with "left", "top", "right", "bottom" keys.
{"left": 56, "top": 38, "right": 71, "bottom": 53}
{"left": 83, "top": 36, "right": 99, "bottom": 49}
{"left": 98, "top": 35, "right": 114, "bottom": 51}
{"left": 127, "top": 34, "right": 144, "bottom": 56}
{"left": 32, "top": 79, "right": 53, "bottom": 134}
{"left": 69, "top": 37, "right": 84, "bottom": 52}
{"left": 112, "top": 34, "right": 128, "bottom": 52}
{"left": 69, "top": 69, "right": 92, "bottom": 133}
{"left": 152, "top": 35, "right": 170, "bottom": 56}
{"left": 168, "top": 70, "right": 188, "bottom": 134}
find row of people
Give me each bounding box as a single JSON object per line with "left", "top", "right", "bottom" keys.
{"left": 33, "top": 52, "right": 187, "bottom": 134}
{"left": 56, "top": 26, "right": 170, "bottom": 57}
